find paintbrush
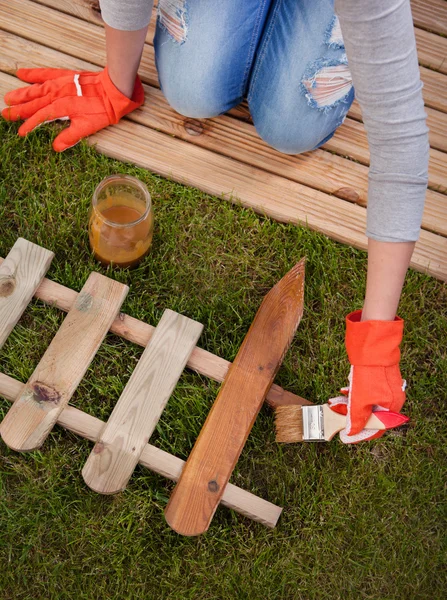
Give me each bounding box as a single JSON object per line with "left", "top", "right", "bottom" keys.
{"left": 275, "top": 404, "right": 409, "bottom": 442}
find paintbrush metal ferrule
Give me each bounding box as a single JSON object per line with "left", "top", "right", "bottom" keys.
{"left": 302, "top": 405, "right": 325, "bottom": 441}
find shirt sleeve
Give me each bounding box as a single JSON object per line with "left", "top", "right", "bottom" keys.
{"left": 99, "top": 0, "right": 153, "bottom": 31}
{"left": 335, "top": 0, "right": 429, "bottom": 242}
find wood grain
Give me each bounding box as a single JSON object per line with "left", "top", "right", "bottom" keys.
{"left": 411, "top": 0, "right": 447, "bottom": 36}
{"left": 0, "top": 272, "right": 128, "bottom": 451}
{"left": 164, "top": 261, "right": 305, "bottom": 536}
{"left": 82, "top": 309, "right": 203, "bottom": 494}
{"left": 0, "top": 371, "right": 283, "bottom": 528}
{"left": 0, "top": 238, "right": 53, "bottom": 348}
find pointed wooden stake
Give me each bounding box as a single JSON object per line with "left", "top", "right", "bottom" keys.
{"left": 164, "top": 260, "right": 305, "bottom": 535}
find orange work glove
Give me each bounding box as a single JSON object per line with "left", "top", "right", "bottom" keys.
{"left": 1, "top": 67, "right": 144, "bottom": 152}
{"left": 328, "top": 310, "right": 407, "bottom": 443}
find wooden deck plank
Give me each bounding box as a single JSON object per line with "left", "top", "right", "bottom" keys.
{"left": 0, "top": 372, "right": 283, "bottom": 529}
{"left": 0, "top": 273, "right": 128, "bottom": 451}
{"left": 0, "top": 238, "right": 54, "bottom": 348}
{"left": 0, "top": 70, "right": 445, "bottom": 280}
{"left": 348, "top": 100, "right": 447, "bottom": 154}
{"left": 415, "top": 28, "right": 447, "bottom": 74}
{"left": 1, "top": 33, "right": 446, "bottom": 224}
{"left": 411, "top": 0, "right": 447, "bottom": 36}
{"left": 82, "top": 310, "right": 203, "bottom": 495}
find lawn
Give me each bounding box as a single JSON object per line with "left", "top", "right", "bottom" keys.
{"left": 0, "top": 120, "right": 446, "bottom": 599}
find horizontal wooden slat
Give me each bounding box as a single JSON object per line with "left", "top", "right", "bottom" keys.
{"left": 411, "top": 0, "right": 447, "bottom": 36}
{"left": 1, "top": 37, "right": 446, "bottom": 239}
{"left": 348, "top": 100, "right": 447, "bottom": 154}
{"left": 0, "top": 238, "right": 54, "bottom": 348}
{"left": 0, "top": 254, "right": 312, "bottom": 410}
{"left": 415, "top": 27, "right": 447, "bottom": 74}
{"left": 0, "top": 372, "right": 282, "bottom": 529}
{"left": 326, "top": 118, "right": 446, "bottom": 194}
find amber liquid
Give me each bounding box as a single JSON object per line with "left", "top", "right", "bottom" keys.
{"left": 89, "top": 194, "right": 153, "bottom": 268}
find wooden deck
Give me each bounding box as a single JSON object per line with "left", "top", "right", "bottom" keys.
{"left": 1, "top": 0, "right": 446, "bottom": 281}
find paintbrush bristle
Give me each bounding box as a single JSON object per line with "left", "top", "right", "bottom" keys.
{"left": 275, "top": 405, "right": 304, "bottom": 443}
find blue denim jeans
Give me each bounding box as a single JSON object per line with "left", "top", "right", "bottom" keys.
{"left": 154, "top": 0, "right": 354, "bottom": 154}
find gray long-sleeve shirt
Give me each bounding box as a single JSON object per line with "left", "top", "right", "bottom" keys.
{"left": 100, "top": 0, "right": 429, "bottom": 243}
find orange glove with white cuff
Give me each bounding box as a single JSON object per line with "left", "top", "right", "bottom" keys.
{"left": 2, "top": 67, "right": 144, "bottom": 152}
{"left": 328, "top": 310, "right": 407, "bottom": 443}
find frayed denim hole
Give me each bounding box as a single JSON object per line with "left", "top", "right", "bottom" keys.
{"left": 158, "top": 0, "right": 188, "bottom": 45}
{"left": 301, "top": 56, "right": 353, "bottom": 113}
{"left": 324, "top": 15, "right": 345, "bottom": 50}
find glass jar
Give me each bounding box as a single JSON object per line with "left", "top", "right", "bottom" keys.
{"left": 88, "top": 174, "right": 154, "bottom": 268}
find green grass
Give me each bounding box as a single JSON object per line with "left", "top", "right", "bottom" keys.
{"left": 0, "top": 120, "right": 446, "bottom": 600}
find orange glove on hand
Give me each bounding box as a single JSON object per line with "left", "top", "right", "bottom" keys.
{"left": 328, "top": 310, "right": 407, "bottom": 444}
{"left": 2, "top": 67, "right": 144, "bottom": 152}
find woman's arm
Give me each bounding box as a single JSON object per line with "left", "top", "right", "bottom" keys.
{"left": 105, "top": 23, "right": 149, "bottom": 98}
{"left": 100, "top": 0, "right": 153, "bottom": 97}
{"left": 335, "top": 0, "right": 429, "bottom": 319}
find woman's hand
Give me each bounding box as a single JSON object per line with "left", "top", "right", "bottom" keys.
{"left": 329, "top": 310, "right": 407, "bottom": 443}
{"left": 2, "top": 66, "right": 144, "bottom": 151}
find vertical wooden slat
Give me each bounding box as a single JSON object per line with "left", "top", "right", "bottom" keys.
{"left": 82, "top": 309, "right": 203, "bottom": 494}
{"left": 0, "top": 272, "right": 128, "bottom": 451}
{"left": 0, "top": 238, "right": 54, "bottom": 349}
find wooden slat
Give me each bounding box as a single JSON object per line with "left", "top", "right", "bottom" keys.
{"left": 0, "top": 372, "right": 282, "bottom": 528}
{"left": 415, "top": 28, "right": 447, "bottom": 74}
{"left": 0, "top": 272, "right": 128, "bottom": 451}
{"left": 82, "top": 309, "right": 203, "bottom": 494}
{"left": 1, "top": 51, "right": 446, "bottom": 240}
{"left": 0, "top": 254, "right": 312, "bottom": 410}
{"left": 165, "top": 261, "right": 304, "bottom": 536}
{"left": 411, "top": 0, "right": 447, "bottom": 36}
{"left": 0, "top": 238, "right": 54, "bottom": 348}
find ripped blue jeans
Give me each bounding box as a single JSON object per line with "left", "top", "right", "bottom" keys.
{"left": 154, "top": 0, "right": 354, "bottom": 154}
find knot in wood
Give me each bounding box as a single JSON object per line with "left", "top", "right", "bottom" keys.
{"left": 184, "top": 119, "right": 204, "bottom": 136}
{"left": 336, "top": 187, "right": 363, "bottom": 205}
{"left": 32, "top": 382, "right": 61, "bottom": 404}
{"left": 208, "top": 480, "right": 219, "bottom": 493}
{"left": 94, "top": 442, "right": 105, "bottom": 454}
{"left": 76, "top": 291, "right": 94, "bottom": 312}
{"left": 0, "top": 276, "right": 16, "bottom": 297}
